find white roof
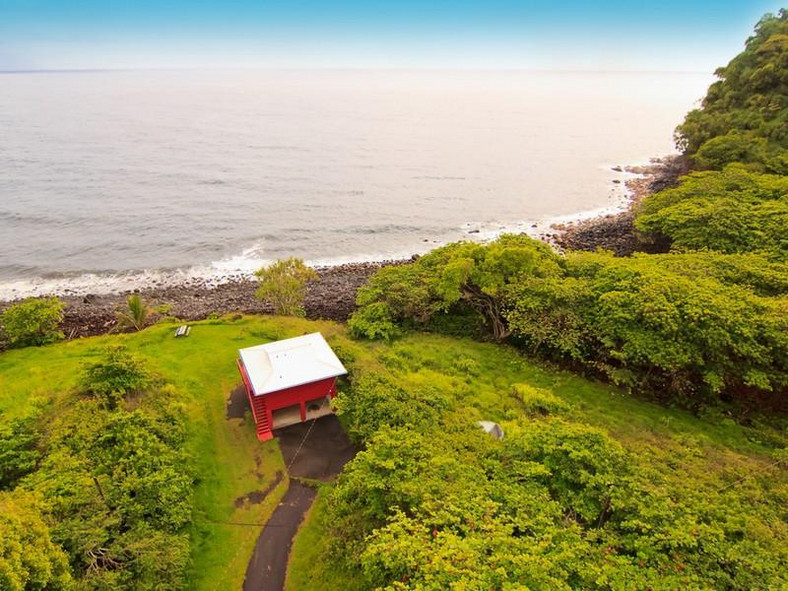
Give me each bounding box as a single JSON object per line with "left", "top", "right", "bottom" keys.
{"left": 238, "top": 332, "right": 347, "bottom": 396}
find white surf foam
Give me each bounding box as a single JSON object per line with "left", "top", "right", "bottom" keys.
{"left": 0, "top": 163, "right": 650, "bottom": 301}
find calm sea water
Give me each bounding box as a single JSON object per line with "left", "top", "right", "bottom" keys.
{"left": 0, "top": 69, "right": 712, "bottom": 297}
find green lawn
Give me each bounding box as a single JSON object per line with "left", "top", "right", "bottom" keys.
{"left": 1, "top": 317, "right": 784, "bottom": 590}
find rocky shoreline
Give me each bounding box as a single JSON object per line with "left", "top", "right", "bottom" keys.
{"left": 550, "top": 155, "right": 689, "bottom": 255}
{"left": 44, "top": 261, "right": 406, "bottom": 340}
{"left": 1, "top": 157, "right": 684, "bottom": 342}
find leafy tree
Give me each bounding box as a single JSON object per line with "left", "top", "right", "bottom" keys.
{"left": 0, "top": 491, "right": 71, "bottom": 590}
{"left": 0, "top": 297, "right": 64, "bottom": 348}
{"left": 115, "top": 294, "right": 151, "bottom": 332}
{"left": 351, "top": 235, "right": 562, "bottom": 341}
{"left": 254, "top": 258, "right": 318, "bottom": 317}
{"left": 81, "top": 344, "right": 152, "bottom": 408}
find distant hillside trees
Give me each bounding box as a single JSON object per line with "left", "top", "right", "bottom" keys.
{"left": 675, "top": 10, "right": 788, "bottom": 173}
{"left": 634, "top": 10, "right": 788, "bottom": 262}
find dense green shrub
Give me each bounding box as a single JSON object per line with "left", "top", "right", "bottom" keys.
{"left": 503, "top": 419, "right": 628, "bottom": 524}
{"left": 636, "top": 166, "right": 788, "bottom": 258}
{"left": 350, "top": 235, "right": 562, "bottom": 341}
{"left": 254, "top": 257, "right": 318, "bottom": 317}
{"left": 0, "top": 410, "right": 42, "bottom": 491}
{"left": 81, "top": 344, "right": 152, "bottom": 408}
{"left": 333, "top": 371, "right": 453, "bottom": 443}
{"left": 0, "top": 297, "right": 64, "bottom": 348}
{"left": 0, "top": 491, "right": 71, "bottom": 591}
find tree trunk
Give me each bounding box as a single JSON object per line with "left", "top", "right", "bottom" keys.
{"left": 460, "top": 284, "right": 510, "bottom": 342}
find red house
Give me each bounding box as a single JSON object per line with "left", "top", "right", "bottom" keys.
{"left": 237, "top": 332, "right": 348, "bottom": 441}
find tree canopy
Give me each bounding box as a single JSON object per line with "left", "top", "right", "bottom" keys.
{"left": 675, "top": 10, "right": 788, "bottom": 173}
{"left": 255, "top": 257, "right": 318, "bottom": 317}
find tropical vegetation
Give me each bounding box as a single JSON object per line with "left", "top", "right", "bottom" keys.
{"left": 1, "top": 9, "right": 788, "bottom": 591}
{"left": 254, "top": 257, "right": 318, "bottom": 317}
{"left": 0, "top": 297, "right": 64, "bottom": 349}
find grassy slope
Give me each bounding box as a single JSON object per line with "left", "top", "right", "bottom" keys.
{"left": 1, "top": 318, "right": 784, "bottom": 590}
{"left": 286, "top": 333, "right": 787, "bottom": 590}
{"left": 0, "top": 315, "right": 346, "bottom": 590}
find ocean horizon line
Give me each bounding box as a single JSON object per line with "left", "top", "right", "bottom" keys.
{"left": 0, "top": 66, "right": 713, "bottom": 75}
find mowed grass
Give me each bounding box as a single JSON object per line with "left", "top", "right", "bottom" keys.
{"left": 2, "top": 317, "right": 785, "bottom": 590}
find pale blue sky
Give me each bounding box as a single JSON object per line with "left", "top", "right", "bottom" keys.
{"left": 0, "top": 0, "right": 784, "bottom": 70}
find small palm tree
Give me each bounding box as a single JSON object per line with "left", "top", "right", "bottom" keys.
{"left": 116, "top": 294, "right": 151, "bottom": 332}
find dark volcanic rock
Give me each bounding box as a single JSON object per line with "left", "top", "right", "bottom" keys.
{"left": 553, "top": 155, "right": 687, "bottom": 256}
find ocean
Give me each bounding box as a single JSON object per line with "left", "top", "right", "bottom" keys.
{"left": 0, "top": 69, "right": 712, "bottom": 298}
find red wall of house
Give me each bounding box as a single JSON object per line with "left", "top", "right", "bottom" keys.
{"left": 264, "top": 377, "right": 337, "bottom": 411}
{"left": 237, "top": 358, "right": 340, "bottom": 436}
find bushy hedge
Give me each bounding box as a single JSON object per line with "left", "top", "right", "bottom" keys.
{"left": 507, "top": 250, "right": 788, "bottom": 405}
{"left": 349, "top": 237, "right": 788, "bottom": 407}
{"left": 635, "top": 165, "right": 788, "bottom": 259}
{"left": 0, "top": 297, "right": 64, "bottom": 349}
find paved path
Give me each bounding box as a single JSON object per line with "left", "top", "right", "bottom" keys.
{"left": 243, "top": 415, "right": 357, "bottom": 591}
{"left": 242, "top": 481, "right": 316, "bottom": 591}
